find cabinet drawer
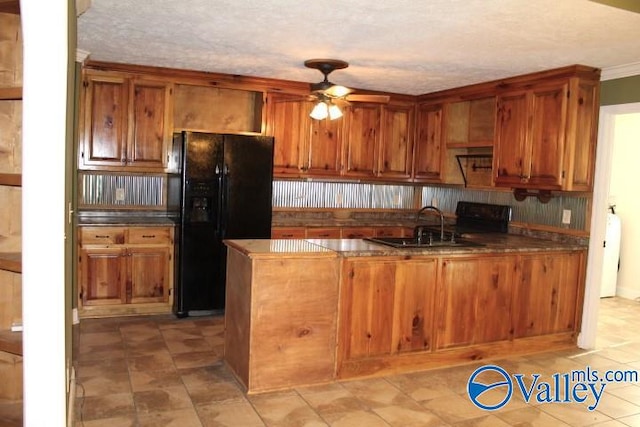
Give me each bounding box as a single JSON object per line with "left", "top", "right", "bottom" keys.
{"left": 272, "top": 227, "right": 306, "bottom": 239}
{"left": 306, "top": 227, "right": 341, "bottom": 238}
{"left": 127, "top": 227, "right": 172, "bottom": 244}
{"left": 79, "top": 227, "right": 125, "bottom": 244}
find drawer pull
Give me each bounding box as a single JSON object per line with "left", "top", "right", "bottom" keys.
{"left": 141, "top": 235, "right": 156, "bottom": 238}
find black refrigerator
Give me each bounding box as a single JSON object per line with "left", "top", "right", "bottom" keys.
{"left": 170, "top": 131, "right": 274, "bottom": 317}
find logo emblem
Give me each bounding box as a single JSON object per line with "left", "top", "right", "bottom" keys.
{"left": 467, "top": 365, "right": 513, "bottom": 410}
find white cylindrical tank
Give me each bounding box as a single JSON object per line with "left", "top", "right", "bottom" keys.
{"left": 601, "top": 211, "right": 621, "bottom": 297}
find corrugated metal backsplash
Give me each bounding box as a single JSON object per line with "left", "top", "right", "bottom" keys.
{"left": 78, "top": 174, "right": 588, "bottom": 230}
{"left": 79, "top": 173, "right": 165, "bottom": 207}
{"left": 273, "top": 180, "right": 416, "bottom": 209}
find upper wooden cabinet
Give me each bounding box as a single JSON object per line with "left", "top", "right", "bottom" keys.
{"left": 79, "top": 71, "right": 173, "bottom": 171}
{"left": 267, "top": 92, "right": 342, "bottom": 177}
{"left": 379, "top": 103, "right": 415, "bottom": 180}
{"left": 413, "top": 103, "right": 444, "bottom": 182}
{"left": 342, "top": 103, "right": 381, "bottom": 179}
{"left": 493, "top": 72, "right": 599, "bottom": 191}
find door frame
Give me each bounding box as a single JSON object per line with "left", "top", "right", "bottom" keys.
{"left": 579, "top": 102, "right": 640, "bottom": 348}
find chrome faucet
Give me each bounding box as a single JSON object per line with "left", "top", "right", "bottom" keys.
{"left": 416, "top": 205, "right": 445, "bottom": 241}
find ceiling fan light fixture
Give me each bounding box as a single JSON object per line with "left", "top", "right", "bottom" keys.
{"left": 328, "top": 103, "right": 343, "bottom": 120}
{"left": 325, "top": 85, "right": 352, "bottom": 98}
{"left": 310, "top": 101, "right": 329, "bottom": 120}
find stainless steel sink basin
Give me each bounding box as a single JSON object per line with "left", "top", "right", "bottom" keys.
{"left": 364, "top": 236, "right": 484, "bottom": 249}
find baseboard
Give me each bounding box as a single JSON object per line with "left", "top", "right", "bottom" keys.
{"left": 615, "top": 286, "right": 640, "bottom": 301}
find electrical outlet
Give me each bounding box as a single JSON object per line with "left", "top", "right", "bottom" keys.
{"left": 115, "top": 188, "right": 125, "bottom": 201}
{"left": 394, "top": 193, "right": 402, "bottom": 206}
{"left": 431, "top": 197, "right": 438, "bottom": 208}
{"left": 335, "top": 192, "right": 343, "bottom": 207}
{"left": 562, "top": 209, "right": 572, "bottom": 225}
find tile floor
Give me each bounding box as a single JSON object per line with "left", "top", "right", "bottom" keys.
{"left": 2, "top": 297, "right": 639, "bottom": 426}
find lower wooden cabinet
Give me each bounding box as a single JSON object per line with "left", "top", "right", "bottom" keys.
{"left": 435, "top": 255, "right": 514, "bottom": 349}
{"left": 272, "top": 226, "right": 410, "bottom": 239}
{"left": 339, "top": 257, "right": 437, "bottom": 361}
{"left": 78, "top": 225, "right": 175, "bottom": 316}
{"left": 513, "top": 251, "right": 585, "bottom": 338}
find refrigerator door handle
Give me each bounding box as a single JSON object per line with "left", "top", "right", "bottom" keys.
{"left": 216, "top": 164, "right": 223, "bottom": 235}
{"left": 221, "top": 163, "right": 230, "bottom": 237}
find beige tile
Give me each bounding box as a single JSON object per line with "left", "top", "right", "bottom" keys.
{"left": 129, "top": 369, "right": 184, "bottom": 392}
{"left": 76, "top": 357, "right": 129, "bottom": 379}
{"left": 80, "top": 415, "right": 137, "bottom": 426}
{"left": 77, "top": 392, "right": 136, "bottom": 421}
{"left": 78, "top": 373, "right": 132, "bottom": 397}
{"left": 161, "top": 327, "right": 203, "bottom": 341}
{"left": 325, "top": 410, "right": 390, "bottom": 427}
{"left": 296, "top": 382, "right": 368, "bottom": 416}
{"left": 197, "top": 400, "right": 265, "bottom": 427}
{"left": 598, "top": 348, "right": 640, "bottom": 364}
{"left": 420, "top": 393, "right": 488, "bottom": 424}
{"left": 165, "top": 337, "right": 213, "bottom": 354}
{"left": 187, "top": 381, "right": 246, "bottom": 405}
{"left": 385, "top": 373, "right": 457, "bottom": 402}
{"left": 172, "top": 350, "right": 220, "bottom": 369}
{"left": 127, "top": 350, "right": 176, "bottom": 372}
{"left": 248, "top": 390, "right": 328, "bottom": 426}
{"left": 340, "top": 378, "right": 417, "bottom": 408}
{"left": 618, "top": 413, "right": 640, "bottom": 426}
{"left": 607, "top": 385, "right": 640, "bottom": 404}
{"left": 538, "top": 402, "right": 613, "bottom": 426}
{"left": 373, "top": 404, "right": 445, "bottom": 427}
{"left": 124, "top": 338, "right": 168, "bottom": 357}
{"left": 133, "top": 385, "right": 194, "bottom": 414}
{"left": 595, "top": 393, "right": 640, "bottom": 419}
{"left": 137, "top": 407, "right": 203, "bottom": 427}
{"left": 451, "top": 414, "right": 511, "bottom": 427}
{"left": 81, "top": 331, "right": 124, "bottom": 347}
{"left": 179, "top": 363, "right": 237, "bottom": 388}
{"left": 495, "top": 406, "right": 572, "bottom": 426}
{"left": 76, "top": 345, "right": 127, "bottom": 362}
{"left": 590, "top": 421, "right": 634, "bottom": 427}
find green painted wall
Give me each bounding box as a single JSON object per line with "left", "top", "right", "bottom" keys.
{"left": 600, "top": 75, "right": 640, "bottom": 106}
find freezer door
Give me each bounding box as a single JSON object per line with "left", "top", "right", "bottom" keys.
{"left": 221, "top": 135, "right": 274, "bottom": 238}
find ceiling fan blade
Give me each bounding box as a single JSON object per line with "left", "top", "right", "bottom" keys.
{"left": 344, "top": 94, "right": 390, "bottom": 103}
{"left": 589, "top": 0, "right": 640, "bottom": 13}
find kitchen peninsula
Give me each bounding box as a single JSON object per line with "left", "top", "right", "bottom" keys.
{"left": 224, "top": 235, "right": 587, "bottom": 394}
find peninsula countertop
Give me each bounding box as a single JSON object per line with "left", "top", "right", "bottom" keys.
{"left": 225, "top": 233, "right": 587, "bottom": 258}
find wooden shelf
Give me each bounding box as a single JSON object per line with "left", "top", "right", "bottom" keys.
{"left": 0, "top": 253, "right": 21, "bottom": 273}
{"left": 0, "top": 330, "right": 22, "bottom": 356}
{"left": 0, "top": 173, "right": 21, "bottom": 187}
{"left": 0, "top": 87, "right": 22, "bottom": 100}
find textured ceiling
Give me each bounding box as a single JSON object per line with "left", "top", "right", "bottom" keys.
{"left": 77, "top": 0, "right": 640, "bottom": 95}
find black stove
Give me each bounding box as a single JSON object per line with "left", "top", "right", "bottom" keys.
{"left": 418, "top": 201, "right": 512, "bottom": 238}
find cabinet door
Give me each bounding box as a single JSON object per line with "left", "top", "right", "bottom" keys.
{"left": 566, "top": 79, "right": 598, "bottom": 191}
{"left": 79, "top": 247, "right": 126, "bottom": 306}
{"left": 435, "top": 256, "right": 513, "bottom": 349}
{"left": 341, "top": 227, "right": 375, "bottom": 239}
{"left": 127, "top": 80, "right": 172, "bottom": 168}
{"left": 513, "top": 251, "right": 584, "bottom": 338}
{"left": 379, "top": 103, "right": 414, "bottom": 179}
{"left": 306, "top": 116, "right": 343, "bottom": 176}
{"left": 413, "top": 103, "right": 444, "bottom": 182}
{"left": 392, "top": 259, "right": 437, "bottom": 353}
{"left": 128, "top": 246, "right": 171, "bottom": 304}
{"left": 267, "top": 93, "right": 309, "bottom": 176}
{"left": 342, "top": 260, "right": 395, "bottom": 359}
{"left": 343, "top": 104, "right": 381, "bottom": 178}
{"left": 80, "top": 74, "right": 129, "bottom": 168}
{"left": 493, "top": 91, "right": 529, "bottom": 187}
{"left": 527, "top": 82, "right": 567, "bottom": 188}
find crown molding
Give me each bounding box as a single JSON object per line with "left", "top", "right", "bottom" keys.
{"left": 601, "top": 62, "right": 640, "bottom": 81}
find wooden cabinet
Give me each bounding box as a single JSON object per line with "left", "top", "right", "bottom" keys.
{"left": 513, "top": 251, "right": 585, "bottom": 338}
{"left": 342, "top": 104, "right": 381, "bottom": 178}
{"left": 267, "top": 92, "right": 342, "bottom": 177}
{"left": 306, "top": 227, "right": 341, "bottom": 238}
{"left": 493, "top": 74, "right": 599, "bottom": 191}
{"left": 445, "top": 97, "right": 496, "bottom": 147}
{"left": 435, "top": 256, "right": 514, "bottom": 349}
{"left": 379, "top": 103, "right": 415, "bottom": 180}
{"left": 339, "top": 257, "right": 437, "bottom": 362}
{"left": 413, "top": 103, "right": 444, "bottom": 182}
{"left": 341, "top": 227, "right": 376, "bottom": 239}
{"left": 78, "top": 226, "right": 174, "bottom": 315}
{"left": 79, "top": 71, "right": 173, "bottom": 171}
{"left": 271, "top": 227, "right": 306, "bottom": 239}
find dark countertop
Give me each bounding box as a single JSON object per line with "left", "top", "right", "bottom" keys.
{"left": 77, "top": 211, "right": 178, "bottom": 226}
{"left": 226, "top": 234, "right": 587, "bottom": 258}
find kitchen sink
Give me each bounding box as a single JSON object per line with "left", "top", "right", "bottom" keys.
{"left": 364, "top": 236, "right": 484, "bottom": 249}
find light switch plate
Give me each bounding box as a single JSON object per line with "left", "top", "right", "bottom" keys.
{"left": 562, "top": 209, "right": 572, "bottom": 224}
{"left": 115, "top": 188, "right": 125, "bottom": 201}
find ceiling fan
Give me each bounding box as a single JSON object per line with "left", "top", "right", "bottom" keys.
{"left": 303, "top": 59, "right": 390, "bottom": 120}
